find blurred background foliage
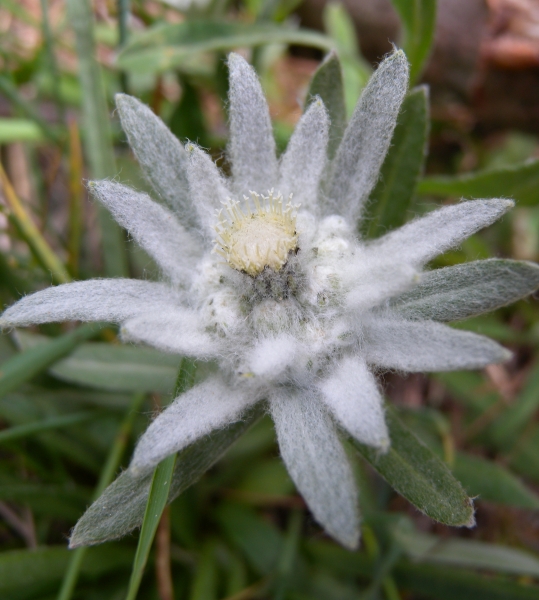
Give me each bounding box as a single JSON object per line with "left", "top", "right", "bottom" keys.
{"left": 1, "top": 0, "right": 539, "bottom": 599}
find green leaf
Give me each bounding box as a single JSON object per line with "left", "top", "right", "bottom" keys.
{"left": 0, "top": 118, "right": 45, "bottom": 143}
{"left": 391, "top": 0, "right": 437, "bottom": 83}
{"left": 306, "top": 51, "right": 346, "bottom": 160}
{"left": 125, "top": 453, "right": 177, "bottom": 600}
{"left": 418, "top": 159, "right": 539, "bottom": 206}
{"left": 366, "top": 86, "right": 429, "bottom": 237}
{"left": 352, "top": 406, "right": 474, "bottom": 527}
{"left": 117, "top": 21, "right": 334, "bottom": 75}
{"left": 69, "top": 404, "right": 264, "bottom": 547}
{"left": 390, "top": 259, "right": 539, "bottom": 322}
{"left": 16, "top": 331, "right": 180, "bottom": 393}
{"left": 393, "top": 522, "right": 539, "bottom": 577}
{"left": 0, "top": 545, "right": 132, "bottom": 600}
{"left": 0, "top": 323, "right": 103, "bottom": 400}
{"left": 453, "top": 453, "right": 539, "bottom": 510}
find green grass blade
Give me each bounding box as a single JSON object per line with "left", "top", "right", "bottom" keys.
{"left": 56, "top": 393, "right": 146, "bottom": 600}
{"left": 391, "top": 0, "right": 437, "bottom": 83}
{"left": 124, "top": 358, "right": 196, "bottom": 600}
{"left": 0, "top": 411, "right": 98, "bottom": 444}
{"left": 66, "top": 0, "right": 128, "bottom": 278}
{"left": 125, "top": 453, "right": 177, "bottom": 600}
{"left": 0, "top": 323, "right": 103, "bottom": 399}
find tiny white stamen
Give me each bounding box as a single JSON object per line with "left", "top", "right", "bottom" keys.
{"left": 213, "top": 190, "right": 299, "bottom": 276}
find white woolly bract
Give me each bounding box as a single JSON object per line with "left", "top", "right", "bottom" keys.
{"left": 131, "top": 375, "right": 260, "bottom": 474}
{"left": 270, "top": 388, "right": 360, "bottom": 550}
{"left": 319, "top": 356, "right": 389, "bottom": 450}
{"left": 0, "top": 51, "right": 524, "bottom": 550}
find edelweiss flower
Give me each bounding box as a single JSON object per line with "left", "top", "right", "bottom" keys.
{"left": 1, "top": 51, "right": 531, "bottom": 549}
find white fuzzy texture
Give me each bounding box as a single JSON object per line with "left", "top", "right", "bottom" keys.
{"left": 249, "top": 334, "right": 299, "bottom": 380}
{"left": 227, "top": 53, "right": 278, "bottom": 195}
{"left": 90, "top": 181, "right": 202, "bottom": 285}
{"left": 115, "top": 94, "right": 195, "bottom": 226}
{"left": 0, "top": 279, "right": 181, "bottom": 327}
{"left": 326, "top": 50, "right": 409, "bottom": 223}
{"left": 279, "top": 99, "right": 329, "bottom": 211}
{"left": 344, "top": 255, "right": 419, "bottom": 312}
{"left": 1, "top": 51, "right": 527, "bottom": 550}
{"left": 130, "top": 376, "right": 259, "bottom": 474}
{"left": 184, "top": 144, "right": 230, "bottom": 236}
{"left": 121, "top": 312, "right": 215, "bottom": 358}
{"left": 374, "top": 199, "right": 514, "bottom": 267}
{"left": 363, "top": 315, "right": 512, "bottom": 372}
{"left": 270, "top": 388, "right": 360, "bottom": 549}
{"left": 319, "top": 356, "right": 389, "bottom": 450}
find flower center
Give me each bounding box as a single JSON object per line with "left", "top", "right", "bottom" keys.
{"left": 213, "top": 190, "right": 299, "bottom": 276}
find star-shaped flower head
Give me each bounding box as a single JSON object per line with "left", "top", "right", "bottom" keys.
{"left": 2, "top": 50, "right": 536, "bottom": 550}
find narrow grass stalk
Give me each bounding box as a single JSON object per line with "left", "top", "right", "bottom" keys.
{"left": 117, "top": 0, "right": 131, "bottom": 93}
{"left": 40, "top": 0, "right": 65, "bottom": 121}
{"left": 0, "top": 163, "right": 71, "bottom": 284}
{"left": 125, "top": 455, "right": 177, "bottom": 600}
{"left": 0, "top": 411, "right": 99, "bottom": 444}
{"left": 125, "top": 359, "right": 197, "bottom": 600}
{"left": 56, "top": 393, "right": 147, "bottom": 600}
{"left": 66, "top": 0, "right": 128, "bottom": 278}
{"left": 67, "top": 118, "right": 83, "bottom": 277}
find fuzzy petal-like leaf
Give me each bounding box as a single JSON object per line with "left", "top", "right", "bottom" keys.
{"left": 69, "top": 403, "right": 264, "bottom": 547}
{"left": 90, "top": 181, "right": 202, "bottom": 284}
{"left": 365, "top": 86, "right": 429, "bottom": 238}
{"left": 270, "top": 389, "right": 360, "bottom": 549}
{"left": 326, "top": 50, "right": 409, "bottom": 224}
{"left": 363, "top": 316, "right": 511, "bottom": 372}
{"left": 390, "top": 259, "right": 539, "bottom": 322}
{"left": 319, "top": 355, "right": 389, "bottom": 449}
{"left": 0, "top": 280, "right": 181, "bottom": 327}
{"left": 373, "top": 198, "right": 513, "bottom": 267}
{"left": 120, "top": 312, "right": 215, "bottom": 358}
{"left": 115, "top": 94, "right": 196, "bottom": 225}
{"left": 279, "top": 98, "right": 329, "bottom": 211}
{"left": 130, "top": 376, "right": 260, "bottom": 473}
{"left": 227, "top": 53, "right": 278, "bottom": 195}
{"left": 184, "top": 143, "right": 230, "bottom": 235}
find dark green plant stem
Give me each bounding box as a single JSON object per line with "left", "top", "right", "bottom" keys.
{"left": 117, "top": 0, "right": 130, "bottom": 93}
{"left": 56, "top": 393, "right": 147, "bottom": 600}
{"left": 40, "top": 0, "right": 65, "bottom": 122}
{"left": 66, "top": 0, "right": 128, "bottom": 278}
